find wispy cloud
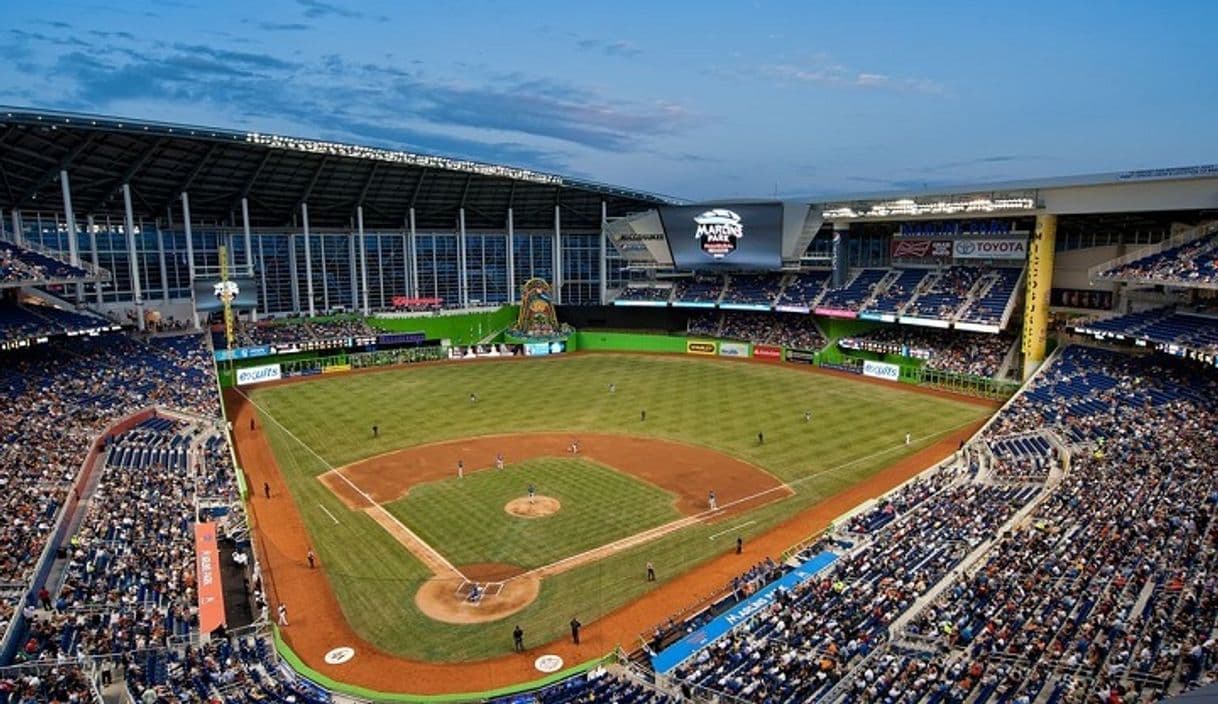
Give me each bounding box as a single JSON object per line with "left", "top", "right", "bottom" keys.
{"left": 576, "top": 38, "right": 641, "bottom": 58}
{"left": 257, "top": 21, "right": 311, "bottom": 32}
{"left": 764, "top": 55, "right": 947, "bottom": 95}
{"left": 295, "top": 0, "right": 361, "bottom": 20}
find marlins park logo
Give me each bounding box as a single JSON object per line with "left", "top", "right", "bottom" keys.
{"left": 213, "top": 280, "right": 240, "bottom": 304}
{"left": 694, "top": 209, "right": 743, "bottom": 258}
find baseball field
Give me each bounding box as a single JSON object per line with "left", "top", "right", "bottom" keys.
{"left": 226, "top": 352, "right": 993, "bottom": 692}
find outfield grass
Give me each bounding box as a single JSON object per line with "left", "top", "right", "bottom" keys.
{"left": 386, "top": 458, "right": 681, "bottom": 570}
{"left": 250, "top": 353, "right": 992, "bottom": 661}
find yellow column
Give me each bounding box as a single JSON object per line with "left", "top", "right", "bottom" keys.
{"left": 1021, "top": 213, "right": 1057, "bottom": 379}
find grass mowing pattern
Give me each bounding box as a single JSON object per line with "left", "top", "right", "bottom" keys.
{"left": 251, "top": 354, "right": 991, "bottom": 660}
{"left": 387, "top": 458, "right": 681, "bottom": 570}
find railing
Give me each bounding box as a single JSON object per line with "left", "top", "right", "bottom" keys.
{"left": 1088, "top": 220, "right": 1218, "bottom": 286}
{"left": 0, "top": 234, "right": 112, "bottom": 281}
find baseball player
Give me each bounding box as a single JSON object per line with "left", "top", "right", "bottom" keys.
{"left": 708, "top": 490, "right": 718, "bottom": 511}
{"left": 528, "top": 483, "right": 536, "bottom": 504}
{"left": 457, "top": 459, "right": 465, "bottom": 479}
{"left": 495, "top": 452, "right": 505, "bottom": 470}
{"left": 804, "top": 410, "right": 812, "bottom": 423}
{"left": 905, "top": 432, "right": 912, "bottom": 446}
{"left": 608, "top": 383, "right": 616, "bottom": 394}
{"left": 469, "top": 392, "right": 478, "bottom": 404}
{"left": 277, "top": 603, "right": 289, "bottom": 627}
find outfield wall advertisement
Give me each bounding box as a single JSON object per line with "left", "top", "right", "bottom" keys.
{"left": 236, "top": 363, "right": 282, "bottom": 386}
{"left": 718, "top": 341, "right": 749, "bottom": 357}
{"left": 785, "top": 348, "right": 817, "bottom": 364}
{"left": 686, "top": 340, "right": 718, "bottom": 355}
{"left": 753, "top": 344, "right": 782, "bottom": 360}
{"left": 862, "top": 360, "right": 901, "bottom": 382}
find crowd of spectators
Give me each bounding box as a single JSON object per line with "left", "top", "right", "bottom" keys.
{"left": 904, "top": 347, "right": 1218, "bottom": 700}
{"left": 817, "top": 269, "right": 888, "bottom": 312}
{"left": 672, "top": 275, "right": 724, "bottom": 304}
{"left": 1074, "top": 308, "right": 1218, "bottom": 358}
{"left": 0, "top": 304, "right": 114, "bottom": 345}
{"left": 616, "top": 285, "right": 672, "bottom": 303}
{"left": 721, "top": 274, "right": 785, "bottom": 307}
{"left": 688, "top": 311, "right": 827, "bottom": 350}
{"left": 838, "top": 327, "right": 1015, "bottom": 378}
{"left": 0, "top": 242, "right": 92, "bottom": 284}
{"left": 1099, "top": 231, "right": 1218, "bottom": 285}
{"left": 864, "top": 269, "right": 931, "bottom": 316}
{"left": 215, "top": 316, "right": 380, "bottom": 349}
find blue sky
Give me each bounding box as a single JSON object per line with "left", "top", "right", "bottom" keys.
{"left": 2, "top": 0, "right": 1216, "bottom": 200}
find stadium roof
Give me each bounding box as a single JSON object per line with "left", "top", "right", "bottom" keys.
{"left": 0, "top": 108, "right": 676, "bottom": 232}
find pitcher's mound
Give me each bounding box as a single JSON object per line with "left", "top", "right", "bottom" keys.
{"left": 505, "top": 496, "right": 560, "bottom": 518}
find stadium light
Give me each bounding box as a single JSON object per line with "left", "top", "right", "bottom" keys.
{"left": 823, "top": 195, "right": 1036, "bottom": 220}
{"left": 246, "top": 132, "right": 564, "bottom": 186}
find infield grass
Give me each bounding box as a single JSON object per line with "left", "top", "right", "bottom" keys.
{"left": 248, "top": 353, "right": 992, "bottom": 661}
{"left": 387, "top": 457, "right": 681, "bottom": 570}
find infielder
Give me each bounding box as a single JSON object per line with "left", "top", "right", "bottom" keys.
{"left": 457, "top": 459, "right": 465, "bottom": 479}
{"left": 495, "top": 452, "right": 505, "bottom": 470}
{"left": 528, "top": 483, "right": 536, "bottom": 503}
{"left": 905, "top": 432, "right": 911, "bottom": 446}
{"left": 708, "top": 490, "right": 718, "bottom": 511}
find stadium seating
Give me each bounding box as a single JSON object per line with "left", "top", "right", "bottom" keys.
{"left": 216, "top": 315, "right": 380, "bottom": 349}
{"left": 1097, "top": 231, "right": 1218, "bottom": 285}
{"left": 672, "top": 275, "right": 724, "bottom": 305}
{"left": 775, "top": 271, "right": 830, "bottom": 310}
{"left": 688, "top": 311, "right": 826, "bottom": 350}
{"left": 615, "top": 284, "right": 672, "bottom": 304}
{"left": 0, "top": 241, "right": 93, "bottom": 285}
{"left": 0, "top": 303, "right": 112, "bottom": 344}
{"left": 1074, "top": 308, "right": 1218, "bottom": 357}
{"left": 720, "top": 274, "right": 786, "bottom": 307}
{"left": 817, "top": 269, "right": 888, "bottom": 312}
{"left": 862, "top": 268, "right": 932, "bottom": 317}
{"left": 903, "top": 266, "right": 984, "bottom": 320}
{"left": 956, "top": 267, "right": 1022, "bottom": 325}
{"left": 837, "top": 327, "right": 1015, "bottom": 378}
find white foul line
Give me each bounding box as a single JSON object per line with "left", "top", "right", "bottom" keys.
{"left": 235, "top": 388, "right": 467, "bottom": 582}
{"left": 318, "top": 503, "right": 340, "bottom": 525}
{"left": 709, "top": 520, "right": 756, "bottom": 541}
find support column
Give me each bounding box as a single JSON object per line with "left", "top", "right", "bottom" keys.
{"left": 831, "top": 221, "right": 849, "bottom": 288}
{"left": 458, "top": 208, "right": 468, "bottom": 308}
{"left": 408, "top": 208, "right": 419, "bottom": 299}
{"left": 599, "top": 200, "right": 608, "bottom": 305}
{"left": 319, "top": 234, "right": 330, "bottom": 311}
{"left": 1021, "top": 213, "right": 1057, "bottom": 380}
{"left": 553, "top": 205, "right": 562, "bottom": 304}
{"left": 87, "top": 215, "right": 103, "bottom": 306}
{"left": 348, "top": 224, "right": 359, "bottom": 314}
{"left": 358, "top": 207, "right": 369, "bottom": 315}
{"left": 301, "top": 203, "right": 315, "bottom": 317}
{"left": 122, "top": 184, "right": 145, "bottom": 331}
{"left": 60, "top": 170, "right": 84, "bottom": 302}
{"left": 155, "top": 222, "right": 169, "bottom": 301}
{"left": 181, "top": 193, "right": 199, "bottom": 328}
{"left": 10, "top": 210, "right": 22, "bottom": 246}
{"left": 506, "top": 208, "right": 516, "bottom": 303}
{"left": 258, "top": 236, "right": 269, "bottom": 317}
{"left": 241, "top": 197, "right": 254, "bottom": 275}
{"left": 288, "top": 235, "right": 300, "bottom": 312}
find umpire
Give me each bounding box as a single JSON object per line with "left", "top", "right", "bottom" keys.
{"left": 570, "top": 617, "right": 582, "bottom": 645}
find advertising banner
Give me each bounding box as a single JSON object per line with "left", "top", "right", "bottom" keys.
{"left": 718, "top": 341, "right": 750, "bottom": 358}
{"left": 785, "top": 348, "right": 817, "bottom": 364}
{"left": 651, "top": 551, "right": 838, "bottom": 674}
{"left": 858, "top": 311, "right": 896, "bottom": 323}
{"left": 659, "top": 203, "right": 784, "bottom": 270}
{"left": 953, "top": 237, "right": 1028, "bottom": 260}
{"left": 194, "top": 522, "right": 225, "bottom": 634}
{"left": 890, "top": 239, "right": 952, "bottom": 260}
{"left": 235, "top": 363, "right": 282, "bottom": 386}
{"left": 862, "top": 359, "right": 901, "bottom": 382}
{"left": 813, "top": 308, "right": 859, "bottom": 319}
{"left": 686, "top": 340, "right": 718, "bottom": 355}
{"left": 752, "top": 344, "right": 783, "bottom": 360}
{"left": 213, "top": 345, "right": 272, "bottom": 362}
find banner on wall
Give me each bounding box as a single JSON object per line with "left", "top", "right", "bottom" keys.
{"left": 953, "top": 238, "right": 1028, "bottom": 260}
{"left": 686, "top": 340, "right": 718, "bottom": 355}
{"left": 862, "top": 360, "right": 901, "bottom": 382}
{"left": 194, "top": 522, "right": 226, "bottom": 634}
{"left": 785, "top": 348, "right": 817, "bottom": 364}
{"left": 718, "top": 341, "right": 749, "bottom": 357}
{"left": 890, "top": 239, "right": 952, "bottom": 260}
{"left": 753, "top": 344, "right": 782, "bottom": 360}
{"left": 235, "top": 363, "right": 282, "bottom": 386}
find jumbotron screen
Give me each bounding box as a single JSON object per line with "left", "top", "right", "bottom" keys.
{"left": 192, "top": 276, "right": 259, "bottom": 312}
{"left": 659, "top": 203, "right": 783, "bottom": 270}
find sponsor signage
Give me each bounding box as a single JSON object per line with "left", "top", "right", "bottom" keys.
{"left": 236, "top": 363, "right": 282, "bottom": 386}
{"left": 718, "top": 341, "right": 749, "bottom": 357}
{"left": 858, "top": 311, "right": 896, "bottom": 323}
{"left": 953, "top": 237, "right": 1028, "bottom": 260}
{"left": 862, "top": 359, "right": 901, "bottom": 382}
{"left": 719, "top": 303, "right": 772, "bottom": 312}
{"left": 614, "top": 300, "right": 669, "bottom": 307}
{"left": 775, "top": 304, "right": 810, "bottom": 314}
{"left": 954, "top": 321, "right": 1002, "bottom": 334}
{"left": 899, "top": 316, "right": 952, "bottom": 329}
{"left": 890, "top": 239, "right": 953, "bottom": 260}
{"left": 785, "top": 348, "right": 817, "bottom": 364}
{"left": 651, "top": 551, "right": 838, "bottom": 674}
{"left": 194, "top": 522, "right": 225, "bottom": 634}
{"left": 377, "top": 331, "right": 427, "bottom": 345}
{"left": 753, "top": 344, "right": 783, "bottom": 360}
{"left": 813, "top": 307, "right": 859, "bottom": 319}
{"left": 213, "top": 345, "right": 273, "bottom": 362}
{"left": 686, "top": 340, "right": 718, "bottom": 355}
